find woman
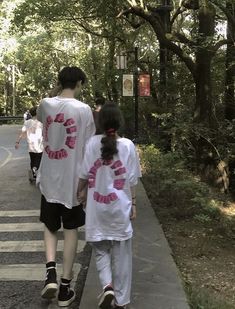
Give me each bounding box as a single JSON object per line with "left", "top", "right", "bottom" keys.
{"left": 78, "top": 102, "right": 141, "bottom": 309}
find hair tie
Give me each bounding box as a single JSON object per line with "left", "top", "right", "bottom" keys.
{"left": 106, "top": 128, "right": 116, "bottom": 137}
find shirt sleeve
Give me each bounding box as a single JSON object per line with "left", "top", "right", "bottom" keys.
{"left": 128, "top": 142, "right": 142, "bottom": 186}
{"left": 85, "top": 107, "right": 96, "bottom": 142}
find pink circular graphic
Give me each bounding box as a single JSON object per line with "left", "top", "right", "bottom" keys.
{"left": 88, "top": 159, "right": 126, "bottom": 204}
{"left": 44, "top": 113, "right": 77, "bottom": 160}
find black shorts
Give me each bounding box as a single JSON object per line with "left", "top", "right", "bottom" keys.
{"left": 40, "top": 195, "right": 85, "bottom": 232}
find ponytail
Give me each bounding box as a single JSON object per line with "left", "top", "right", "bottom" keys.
{"left": 98, "top": 103, "right": 124, "bottom": 161}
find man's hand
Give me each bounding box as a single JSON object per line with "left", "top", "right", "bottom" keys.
{"left": 77, "top": 179, "right": 88, "bottom": 206}
{"left": 15, "top": 142, "right": 19, "bottom": 150}
{"left": 77, "top": 188, "right": 87, "bottom": 207}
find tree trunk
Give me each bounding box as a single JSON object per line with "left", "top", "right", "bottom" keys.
{"left": 225, "top": 1, "right": 235, "bottom": 120}
{"left": 158, "top": 1, "right": 172, "bottom": 106}
{"left": 194, "top": 55, "right": 213, "bottom": 123}
{"left": 194, "top": 1, "right": 216, "bottom": 126}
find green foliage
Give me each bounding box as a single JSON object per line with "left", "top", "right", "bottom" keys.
{"left": 188, "top": 285, "right": 234, "bottom": 309}
{"left": 140, "top": 144, "right": 223, "bottom": 220}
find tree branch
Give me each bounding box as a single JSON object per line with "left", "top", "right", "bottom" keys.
{"left": 170, "top": 7, "right": 187, "bottom": 29}
{"left": 121, "top": 5, "right": 196, "bottom": 77}
{"left": 172, "top": 32, "right": 196, "bottom": 46}
{"left": 212, "top": 39, "right": 232, "bottom": 53}
{"left": 65, "top": 8, "right": 125, "bottom": 43}
{"left": 210, "top": 0, "right": 235, "bottom": 28}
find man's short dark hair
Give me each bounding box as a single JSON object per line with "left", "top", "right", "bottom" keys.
{"left": 95, "top": 97, "right": 106, "bottom": 106}
{"left": 29, "top": 106, "right": 37, "bottom": 117}
{"left": 58, "top": 66, "right": 87, "bottom": 90}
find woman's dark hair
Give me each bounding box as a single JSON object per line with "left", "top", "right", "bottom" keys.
{"left": 29, "top": 106, "right": 37, "bottom": 117}
{"left": 58, "top": 66, "right": 87, "bottom": 90}
{"left": 99, "top": 102, "right": 124, "bottom": 161}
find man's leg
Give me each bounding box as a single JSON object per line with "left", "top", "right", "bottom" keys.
{"left": 58, "top": 203, "right": 84, "bottom": 307}
{"left": 28, "top": 152, "right": 34, "bottom": 181}
{"left": 34, "top": 152, "right": 42, "bottom": 173}
{"left": 62, "top": 228, "right": 78, "bottom": 279}
{"left": 44, "top": 225, "right": 58, "bottom": 263}
{"left": 41, "top": 226, "right": 59, "bottom": 299}
{"left": 30, "top": 152, "right": 41, "bottom": 178}
{"left": 40, "top": 196, "right": 61, "bottom": 299}
{"left": 57, "top": 229, "right": 78, "bottom": 307}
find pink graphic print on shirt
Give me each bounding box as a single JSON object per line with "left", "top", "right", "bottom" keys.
{"left": 65, "top": 136, "right": 76, "bottom": 149}
{"left": 54, "top": 113, "right": 65, "bottom": 123}
{"left": 88, "top": 159, "right": 126, "bottom": 204}
{"left": 44, "top": 113, "right": 77, "bottom": 160}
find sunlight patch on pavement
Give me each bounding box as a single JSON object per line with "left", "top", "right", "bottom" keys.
{"left": 0, "top": 147, "right": 12, "bottom": 169}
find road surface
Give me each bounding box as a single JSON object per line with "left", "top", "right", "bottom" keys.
{"left": 0, "top": 125, "right": 90, "bottom": 309}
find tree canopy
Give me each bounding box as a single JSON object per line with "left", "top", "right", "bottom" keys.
{"left": 0, "top": 0, "right": 234, "bottom": 183}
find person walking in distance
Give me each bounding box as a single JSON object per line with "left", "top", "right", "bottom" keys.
{"left": 37, "top": 66, "right": 95, "bottom": 307}
{"left": 15, "top": 106, "right": 43, "bottom": 182}
{"left": 78, "top": 102, "right": 141, "bottom": 309}
{"left": 23, "top": 109, "right": 32, "bottom": 122}
{"left": 93, "top": 96, "right": 105, "bottom": 134}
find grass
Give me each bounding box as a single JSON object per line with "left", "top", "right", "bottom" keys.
{"left": 139, "top": 144, "right": 235, "bottom": 309}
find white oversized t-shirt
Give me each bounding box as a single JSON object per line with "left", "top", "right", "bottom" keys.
{"left": 22, "top": 118, "right": 43, "bottom": 153}
{"left": 37, "top": 96, "right": 95, "bottom": 209}
{"left": 80, "top": 135, "right": 142, "bottom": 242}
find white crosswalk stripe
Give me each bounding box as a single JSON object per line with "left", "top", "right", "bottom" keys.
{"left": 0, "top": 263, "right": 81, "bottom": 281}
{"left": 0, "top": 222, "right": 85, "bottom": 232}
{"left": 0, "top": 239, "right": 85, "bottom": 252}
{"left": 0, "top": 210, "right": 85, "bottom": 283}
{"left": 0, "top": 210, "right": 39, "bottom": 217}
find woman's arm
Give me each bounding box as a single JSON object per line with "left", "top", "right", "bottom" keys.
{"left": 15, "top": 131, "right": 26, "bottom": 149}
{"left": 130, "top": 185, "right": 137, "bottom": 220}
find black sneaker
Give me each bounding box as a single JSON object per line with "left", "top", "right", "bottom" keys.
{"left": 41, "top": 262, "right": 58, "bottom": 299}
{"left": 98, "top": 286, "right": 115, "bottom": 309}
{"left": 58, "top": 278, "right": 76, "bottom": 307}
{"left": 113, "top": 306, "right": 126, "bottom": 309}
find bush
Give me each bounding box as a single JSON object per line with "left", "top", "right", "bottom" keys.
{"left": 140, "top": 145, "right": 223, "bottom": 220}
{"left": 188, "top": 286, "right": 234, "bottom": 309}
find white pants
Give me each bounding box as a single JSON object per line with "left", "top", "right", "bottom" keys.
{"left": 91, "top": 239, "right": 132, "bottom": 306}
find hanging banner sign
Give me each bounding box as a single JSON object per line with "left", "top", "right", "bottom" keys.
{"left": 123, "top": 74, "right": 134, "bottom": 97}
{"left": 139, "top": 74, "right": 151, "bottom": 97}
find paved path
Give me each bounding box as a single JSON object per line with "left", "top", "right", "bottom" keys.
{"left": 80, "top": 182, "right": 190, "bottom": 309}
{"left": 0, "top": 125, "right": 89, "bottom": 309}
{"left": 0, "top": 125, "right": 190, "bottom": 309}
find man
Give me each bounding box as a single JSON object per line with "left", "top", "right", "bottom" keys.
{"left": 15, "top": 106, "right": 43, "bottom": 182}
{"left": 37, "top": 66, "right": 95, "bottom": 307}
{"left": 23, "top": 109, "right": 32, "bottom": 122}
{"left": 93, "top": 96, "right": 105, "bottom": 134}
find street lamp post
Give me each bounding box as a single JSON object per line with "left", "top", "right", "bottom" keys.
{"left": 116, "top": 47, "right": 139, "bottom": 141}
{"left": 7, "top": 64, "right": 16, "bottom": 116}
{"left": 133, "top": 47, "right": 139, "bottom": 140}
